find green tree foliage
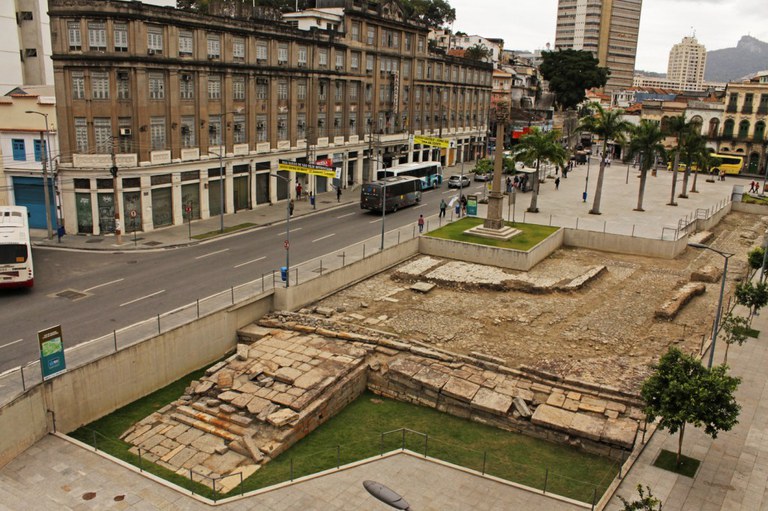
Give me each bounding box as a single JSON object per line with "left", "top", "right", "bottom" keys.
{"left": 473, "top": 158, "right": 493, "bottom": 174}
{"left": 618, "top": 484, "right": 663, "bottom": 511}
{"left": 464, "top": 43, "right": 492, "bottom": 62}
{"left": 734, "top": 280, "right": 768, "bottom": 323}
{"left": 539, "top": 49, "right": 609, "bottom": 111}
{"left": 641, "top": 347, "right": 741, "bottom": 465}
{"left": 627, "top": 120, "right": 666, "bottom": 211}
{"left": 678, "top": 131, "right": 707, "bottom": 198}
{"left": 512, "top": 128, "right": 566, "bottom": 213}
{"left": 663, "top": 115, "right": 689, "bottom": 206}
{"left": 401, "top": 0, "right": 456, "bottom": 28}
{"left": 748, "top": 247, "right": 765, "bottom": 270}
{"left": 721, "top": 313, "right": 750, "bottom": 364}
{"left": 578, "top": 103, "right": 631, "bottom": 215}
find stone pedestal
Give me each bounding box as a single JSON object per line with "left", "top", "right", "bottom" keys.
{"left": 484, "top": 191, "right": 506, "bottom": 230}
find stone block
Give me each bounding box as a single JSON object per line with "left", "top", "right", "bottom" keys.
{"left": 531, "top": 404, "right": 575, "bottom": 432}
{"left": 471, "top": 387, "right": 513, "bottom": 415}
{"left": 237, "top": 324, "right": 274, "bottom": 342}
{"left": 241, "top": 436, "right": 266, "bottom": 464}
{"left": 562, "top": 398, "right": 580, "bottom": 411}
{"left": 274, "top": 366, "right": 303, "bottom": 385}
{"left": 412, "top": 365, "right": 451, "bottom": 391}
{"left": 246, "top": 396, "right": 272, "bottom": 416}
{"left": 271, "top": 392, "right": 295, "bottom": 408}
{"left": 231, "top": 393, "right": 253, "bottom": 409}
{"left": 293, "top": 368, "right": 329, "bottom": 390}
{"left": 267, "top": 408, "right": 300, "bottom": 427}
{"left": 513, "top": 397, "right": 532, "bottom": 418}
{"left": 236, "top": 344, "right": 250, "bottom": 361}
{"left": 218, "top": 391, "right": 241, "bottom": 403}
{"left": 569, "top": 413, "right": 605, "bottom": 442}
{"left": 202, "top": 450, "right": 247, "bottom": 475}
{"left": 441, "top": 376, "right": 480, "bottom": 403}
{"left": 602, "top": 418, "right": 638, "bottom": 449}
{"left": 410, "top": 346, "right": 453, "bottom": 361}
{"left": 193, "top": 381, "right": 214, "bottom": 394}
{"left": 546, "top": 393, "right": 566, "bottom": 408}
{"left": 205, "top": 361, "right": 227, "bottom": 376}
{"left": 579, "top": 396, "right": 607, "bottom": 414}
{"left": 219, "top": 404, "right": 236, "bottom": 414}
{"left": 192, "top": 434, "right": 226, "bottom": 454}
{"left": 410, "top": 281, "right": 436, "bottom": 293}
{"left": 217, "top": 370, "right": 234, "bottom": 389}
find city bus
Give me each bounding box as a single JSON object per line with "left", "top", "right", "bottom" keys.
{"left": 361, "top": 176, "right": 422, "bottom": 213}
{"left": 377, "top": 161, "right": 443, "bottom": 190}
{"left": 668, "top": 153, "right": 744, "bottom": 175}
{"left": 0, "top": 206, "right": 34, "bottom": 288}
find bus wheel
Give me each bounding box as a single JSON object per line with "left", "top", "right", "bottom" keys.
{"left": 392, "top": 204, "right": 398, "bottom": 213}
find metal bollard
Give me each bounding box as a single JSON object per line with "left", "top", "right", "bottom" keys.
{"left": 543, "top": 468, "right": 549, "bottom": 493}
{"left": 113, "top": 330, "right": 118, "bottom": 352}
{"left": 157, "top": 314, "right": 161, "bottom": 333}
{"left": 196, "top": 299, "right": 200, "bottom": 318}
{"left": 320, "top": 259, "right": 323, "bottom": 275}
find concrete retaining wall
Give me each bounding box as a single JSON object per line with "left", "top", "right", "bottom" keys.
{"left": 418, "top": 228, "right": 564, "bottom": 271}
{"left": 696, "top": 202, "right": 733, "bottom": 232}
{"left": 0, "top": 386, "right": 48, "bottom": 467}
{"left": 563, "top": 229, "right": 689, "bottom": 259}
{"left": 731, "top": 201, "right": 767, "bottom": 215}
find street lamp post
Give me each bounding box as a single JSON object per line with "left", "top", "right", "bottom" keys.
{"left": 380, "top": 182, "right": 387, "bottom": 250}
{"left": 270, "top": 173, "right": 291, "bottom": 288}
{"left": 688, "top": 242, "right": 734, "bottom": 368}
{"left": 25, "top": 111, "right": 58, "bottom": 240}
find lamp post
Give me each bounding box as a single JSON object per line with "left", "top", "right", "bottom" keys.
{"left": 688, "top": 242, "right": 734, "bottom": 368}
{"left": 380, "top": 181, "right": 387, "bottom": 250}
{"left": 25, "top": 110, "right": 58, "bottom": 240}
{"left": 270, "top": 173, "right": 291, "bottom": 288}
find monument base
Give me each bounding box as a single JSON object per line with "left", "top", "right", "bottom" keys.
{"left": 464, "top": 224, "right": 521, "bottom": 241}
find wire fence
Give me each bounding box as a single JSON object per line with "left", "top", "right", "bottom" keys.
{"left": 70, "top": 426, "right": 618, "bottom": 507}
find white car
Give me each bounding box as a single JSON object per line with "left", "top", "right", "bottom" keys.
{"left": 448, "top": 175, "right": 471, "bottom": 188}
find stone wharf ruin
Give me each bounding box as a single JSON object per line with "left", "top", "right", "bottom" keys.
{"left": 122, "top": 310, "right": 641, "bottom": 489}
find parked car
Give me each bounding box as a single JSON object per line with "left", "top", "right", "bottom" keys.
{"left": 447, "top": 175, "right": 471, "bottom": 188}
{"left": 474, "top": 172, "right": 493, "bottom": 181}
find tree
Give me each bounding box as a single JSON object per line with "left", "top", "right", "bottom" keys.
{"left": 626, "top": 120, "right": 666, "bottom": 211}
{"left": 641, "top": 347, "right": 741, "bottom": 465}
{"left": 678, "top": 132, "right": 707, "bottom": 198}
{"left": 664, "top": 115, "right": 689, "bottom": 206}
{"left": 721, "top": 313, "right": 749, "bottom": 364}
{"left": 473, "top": 158, "right": 493, "bottom": 174}
{"left": 539, "top": 49, "right": 609, "bottom": 111}
{"left": 401, "top": 0, "right": 456, "bottom": 28}
{"left": 734, "top": 280, "right": 768, "bottom": 324}
{"left": 512, "top": 128, "right": 567, "bottom": 213}
{"left": 618, "top": 484, "right": 663, "bottom": 511}
{"left": 578, "top": 103, "right": 631, "bottom": 215}
{"left": 464, "top": 43, "right": 492, "bottom": 62}
{"left": 747, "top": 247, "right": 765, "bottom": 271}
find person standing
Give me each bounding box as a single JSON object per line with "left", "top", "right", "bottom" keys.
{"left": 555, "top": 177, "right": 561, "bottom": 190}
{"left": 296, "top": 181, "right": 302, "bottom": 199}
{"left": 439, "top": 198, "right": 447, "bottom": 218}
{"left": 336, "top": 185, "right": 342, "bottom": 202}
{"left": 417, "top": 214, "right": 425, "bottom": 233}
{"left": 289, "top": 199, "right": 295, "bottom": 216}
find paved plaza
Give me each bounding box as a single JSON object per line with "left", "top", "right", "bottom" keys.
{"left": 5, "top": 164, "right": 767, "bottom": 510}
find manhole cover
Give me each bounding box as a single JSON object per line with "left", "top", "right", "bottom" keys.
{"left": 55, "top": 289, "right": 88, "bottom": 300}
{"left": 85, "top": 239, "right": 104, "bottom": 244}
{"left": 143, "top": 241, "right": 163, "bottom": 246}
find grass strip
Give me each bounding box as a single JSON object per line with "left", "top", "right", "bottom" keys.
{"left": 653, "top": 449, "right": 700, "bottom": 477}
{"left": 427, "top": 218, "right": 559, "bottom": 250}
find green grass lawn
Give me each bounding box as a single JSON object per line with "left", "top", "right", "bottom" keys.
{"left": 70, "top": 369, "right": 618, "bottom": 504}
{"left": 428, "top": 218, "right": 559, "bottom": 250}
{"left": 653, "top": 449, "right": 700, "bottom": 478}
{"left": 192, "top": 223, "right": 256, "bottom": 240}
{"left": 742, "top": 194, "right": 768, "bottom": 206}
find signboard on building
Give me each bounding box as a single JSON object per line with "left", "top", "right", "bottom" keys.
{"left": 38, "top": 325, "right": 66, "bottom": 380}
{"left": 278, "top": 160, "right": 336, "bottom": 178}
{"left": 414, "top": 136, "right": 449, "bottom": 149}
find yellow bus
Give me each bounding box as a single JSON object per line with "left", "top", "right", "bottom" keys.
{"left": 667, "top": 153, "right": 743, "bottom": 175}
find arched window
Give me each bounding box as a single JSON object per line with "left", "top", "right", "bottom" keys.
{"left": 690, "top": 116, "right": 703, "bottom": 135}
{"left": 723, "top": 119, "right": 735, "bottom": 138}
{"left": 660, "top": 116, "right": 670, "bottom": 134}
{"left": 748, "top": 153, "right": 760, "bottom": 173}
{"left": 708, "top": 118, "right": 720, "bottom": 138}
{"left": 755, "top": 121, "right": 766, "bottom": 142}
{"left": 738, "top": 120, "right": 751, "bottom": 139}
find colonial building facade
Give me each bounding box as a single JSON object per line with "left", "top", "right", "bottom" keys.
{"left": 719, "top": 78, "right": 768, "bottom": 174}
{"left": 48, "top": 0, "right": 491, "bottom": 235}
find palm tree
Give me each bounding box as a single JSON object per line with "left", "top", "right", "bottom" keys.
{"left": 578, "top": 103, "right": 631, "bottom": 214}
{"left": 513, "top": 128, "right": 567, "bottom": 213}
{"left": 626, "top": 120, "right": 666, "bottom": 211}
{"left": 680, "top": 133, "right": 707, "bottom": 195}
{"left": 665, "top": 115, "right": 689, "bottom": 206}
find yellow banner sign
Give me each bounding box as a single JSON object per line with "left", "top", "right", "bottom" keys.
{"left": 278, "top": 160, "right": 336, "bottom": 178}
{"left": 414, "top": 136, "right": 449, "bottom": 149}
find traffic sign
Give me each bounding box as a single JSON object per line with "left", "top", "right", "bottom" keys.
{"left": 284, "top": 240, "right": 289, "bottom": 249}
{"left": 185, "top": 205, "right": 192, "bottom": 213}
{"left": 129, "top": 209, "right": 137, "bottom": 218}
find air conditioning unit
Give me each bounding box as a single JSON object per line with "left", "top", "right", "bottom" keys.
{"left": 147, "top": 49, "right": 156, "bottom": 56}
{"left": 278, "top": 122, "right": 286, "bottom": 129}
{"left": 181, "top": 74, "right": 192, "bottom": 82}
{"left": 257, "top": 122, "right": 265, "bottom": 130}
{"left": 180, "top": 126, "right": 190, "bottom": 135}
{"left": 233, "top": 125, "right": 242, "bottom": 132}
{"left": 297, "top": 121, "right": 306, "bottom": 129}
{"left": 119, "top": 128, "right": 132, "bottom": 136}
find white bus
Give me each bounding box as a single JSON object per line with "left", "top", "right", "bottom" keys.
{"left": 377, "top": 161, "right": 443, "bottom": 190}
{"left": 0, "top": 206, "right": 34, "bottom": 288}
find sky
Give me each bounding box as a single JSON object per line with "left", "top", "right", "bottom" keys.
{"left": 142, "top": 0, "right": 768, "bottom": 73}
{"left": 448, "top": 0, "right": 768, "bottom": 73}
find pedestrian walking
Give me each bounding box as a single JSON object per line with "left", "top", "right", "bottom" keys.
{"left": 563, "top": 166, "right": 568, "bottom": 178}
{"left": 417, "top": 214, "right": 425, "bottom": 233}
{"left": 460, "top": 194, "right": 467, "bottom": 216}
{"left": 336, "top": 185, "right": 342, "bottom": 202}
{"left": 555, "top": 177, "right": 560, "bottom": 190}
{"left": 296, "top": 181, "right": 302, "bottom": 199}
{"left": 439, "top": 198, "right": 447, "bottom": 218}
{"left": 289, "top": 199, "right": 295, "bottom": 216}
{"left": 455, "top": 200, "right": 461, "bottom": 217}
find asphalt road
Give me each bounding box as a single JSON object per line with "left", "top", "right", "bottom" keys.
{"left": 0, "top": 179, "right": 488, "bottom": 373}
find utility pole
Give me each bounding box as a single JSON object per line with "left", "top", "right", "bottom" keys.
{"left": 111, "top": 137, "right": 122, "bottom": 245}
{"left": 38, "top": 130, "right": 52, "bottom": 240}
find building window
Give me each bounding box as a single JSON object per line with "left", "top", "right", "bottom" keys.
{"left": 418, "top": 37, "right": 425, "bottom": 53}
{"left": 297, "top": 80, "right": 306, "bottom": 100}
{"left": 298, "top": 46, "right": 307, "bottom": 66}
{"left": 207, "top": 34, "right": 221, "bottom": 59}
{"left": 91, "top": 71, "right": 109, "bottom": 99}
{"left": 256, "top": 41, "right": 268, "bottom": 62}
{"left": 208, "top": 115, "right": 221, "bottom": 146}
{"left": 405, "top": 34, "right": 412, "bottom": 52}
{"left": 317, "top": 112, "right": 326, "bottom": 137}
{"left": 278, "top": 43, "right": 288, "bottom": 65}
{"left": 148, "top": 72, "right": 165, "bottom": 99}
{"left": 318, "top": 48, "right": 328, "bottom": 68}
{"left": 147, "top": 25, "right": 163, "bottom": 54}
{"left": 118, "top": 118, "right": 132, "bottom": 153}
{"left": 318, "top": 81, "right": 327, "bottom": 101}
{"left": 179, "top": 30, "right": 193, "bottom": 56}
{"left": 33, "top": 139, "right": 46, "bottom": 162}
{"left": 117, "top": 73, "right": 130, "bottom": 100}
{"left": 94, "top": 118, "right": 112, "bottom": 153}
{"left": 233, "top": 114, "right": 246, "bottom": 144}
{"left": 416, "top": 61, "right": 423, "bottom": 79}
{"left": 334, "top": 112, "right": 343, "bottom": 136}
{"left": 738, "top": 120, "right": 751, "bottom": 139}
{"left": 180, "top": 74, "right": 194, "bottom": 99}
{"left": 256, "top": 79, "right": 268, "bottom": 100}
{"left": 366, "top": 54, "right": 374, "bottom": 73}
{"left": 348, "top": 112, "right": 356, "bottom": 134}
{"left": 11, "top": 139, "right": 25, "bottom": 161}
{"left": 365, "top": 83, "right": 373, "bottom": 102}
{"left": 403, "top": 61, "right": 411, "bottom": 78}
{"left": 75, "top": 118, "right": 89, "bottom": 153}
{"left": 233, "top": 37, "right": 245, "bottom": 59}
{"left": 349, "top": 82, "right": 358, "bottom": 100}
{"left": 277, "top": 114, "right": 288, "bottom": 141}
{"left": 181, "top": 116, "right": 196, "bottom": 147}
{"left": 72, "top": 72, "right": 85, "bottom": 99}
{"left": 367, "top": 26, "right": 375, "bottom": 45}
{"left": 723, "top": 119, "right": 735, "bottom": 138}
{"left": 277, "top": 79, "right": 288, "bottom": 100}
{"left": 150, "top": 117, "right": 166, "bottom": 150}
{"left": 256, "top": 115, "right": 267, "bottom": 142}
{"left": 113, "top": 22, "right": 128, "bottom": 52}
{"left": 335, "top": 52, "right": 345, "bottom": 70}
{"left": 208, "top": 75, "right": 221, "bottom": 100}
{"left": 68, "top": 21, "right": 82, "bottom": 50}
{"left": 351, "top": 21, "right": 360, "bottom": 41}
{"left": 297, "top": 113, "right": 306, "bottom": 139}
{"left": 88, "top": 21, "right": 107, "bottom": 50}
{"left": 335, "top": 81, "right": 344, "bottom": 101}
{"left": 755, "top": 121, "right": 766, "bottom": 141}
{"left": 392, "top": 32, "right": 400, "bottom": 50}
{"left": 351, "top": 52, "right": 360, "bottom": 70}
{"left": 233, "top": 76, "right": 245, "bottom": 101}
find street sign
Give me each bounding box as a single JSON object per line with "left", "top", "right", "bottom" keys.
{"left": 185, "top": 205, "right": 192, "bottom": 213}
{"left": 38, "top": 325, "right": 66, "bottom": 380}
{"left": 284, "top": 240, "right": 289, "bottom": 249}
{"left": 129, "top": 209, "right": 138, "bottom": 218}
{"left": 414, "top": 135, "right": 449, "bottom": 149}
{"left": 466, "top": 195, "right": 478, "bottom": 216}
{"left": 278, "top": 159, "right": 336, "bottom": 178}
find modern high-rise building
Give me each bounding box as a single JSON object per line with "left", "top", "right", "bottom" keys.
{"left": 0, "top": 0, "right": 54, "bottom": 94}
{"left": 554, "top": 0, "right": 642, "bottom": 92}
{"left": 667, "top": 36, "right": 707, "bottom": 87}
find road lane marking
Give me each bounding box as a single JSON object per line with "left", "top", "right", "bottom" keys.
{"left": 337, "top": 213, "right": 355, "bottom": 219}
{"left": 83, "top": 278, "right": 124, "bottom": 293}
{"left": 234, "top": 256, "right": 266, "bottom": 269}
{"left": 120, "top": 290, "right": 165, "bottom": 307}
{"left": 195, "top": 249, "right": 229, "bottom": 260}
{"left": 313, "top": 233, "right": 336, "bottom": 243}
{"left": 276, "top": 227, "right": 302, "bottom": 235}
{"left": 369, "top": 218, "right": 382, "bottom": 223}
{"left": 0, "top": 339, "right": 23, "bottom": 350}
{"left": 414, "top": 204, "right": 427, "bottom": 209}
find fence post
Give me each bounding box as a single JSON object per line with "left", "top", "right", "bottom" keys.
{"left": 424, "top": 434, "right": 428, "bottom": 458}
{"left": 543, "top": 468, "right": 549, "bottom": 493}
{"left": 482, "top": 451, "right": 487, "bottom": 475}
{"left": 189, "top": 468, "right": 193, "bottom": 483}
{"left": 363, "top": 244, "right": 366, "bottom": 259}
{"left": 138, "top": 448, "right": 143, "bottom": 472}
{"left": 576, "top": 217, "right": 579, "bottom": 229}
{"left": 337, "top": 445, "right": 341, "bottom": 469}
{"left": 261, "top": 273, "right": 265, "bottom": 293}
{"left": 342, "top": 251, "right": 345, "bottom": 266}
{"left": 591, "top": 488, "right": 597, "bottom": 510}
{"left": 231, "top": 286, "right": 234, "bottom": 304}
{"left": 398, "top": 231, "right": 401, "bottom": 244}
{"left": 157, "top": 314, "right": 161, "bottom": 333}
{"left": 240, "top": 472, "right": 244, "bottom": 496}
{"left": 380, "top": 432, "right": 384, "bottom": 456}
{"left": 290, "top": 458, "right": 294, "bottom": 481}
{"left": 603, "top": 221, "right": 606, "bottom": 233}
{"left": 20, "top": 365, "right": 25, "bottom": 392}
{"left": 549, "top": 214, "right": 552, "bottom": 226}
{"left": 92, "top": 430, "right": 97, "bottom": 450}
{"left": 212, "top": 478, "right": 216, "bottom": 499}
{"left": 632, "top": 225, "right": 635, "bottom": 237}
{"left": 320, "top": 259, "right": 323, "bottom": 275}
{"left": 272, "top": 271, "right": 276, "bottom": 288}
{"left": 196, "top": 299, "right": 200, "bottom": 318}
{"left": 113, "top": 330, "right": 117, "bottom": 352}
{"left": 295, "top": 267, "right": 298, "bottom": 285}
{"left": 401, "top": 428, "right": 406, "bottom": 450}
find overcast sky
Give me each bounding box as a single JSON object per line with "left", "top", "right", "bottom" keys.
{"left": 142, "top": 0, "right": 768, "bottom": 73}
{"left": 448, "top": 0, "right": 768, "bottom": 73}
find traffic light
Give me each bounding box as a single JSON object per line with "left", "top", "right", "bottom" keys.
{"left": 110, "top": 166, "right": 119, "bottom": 178}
